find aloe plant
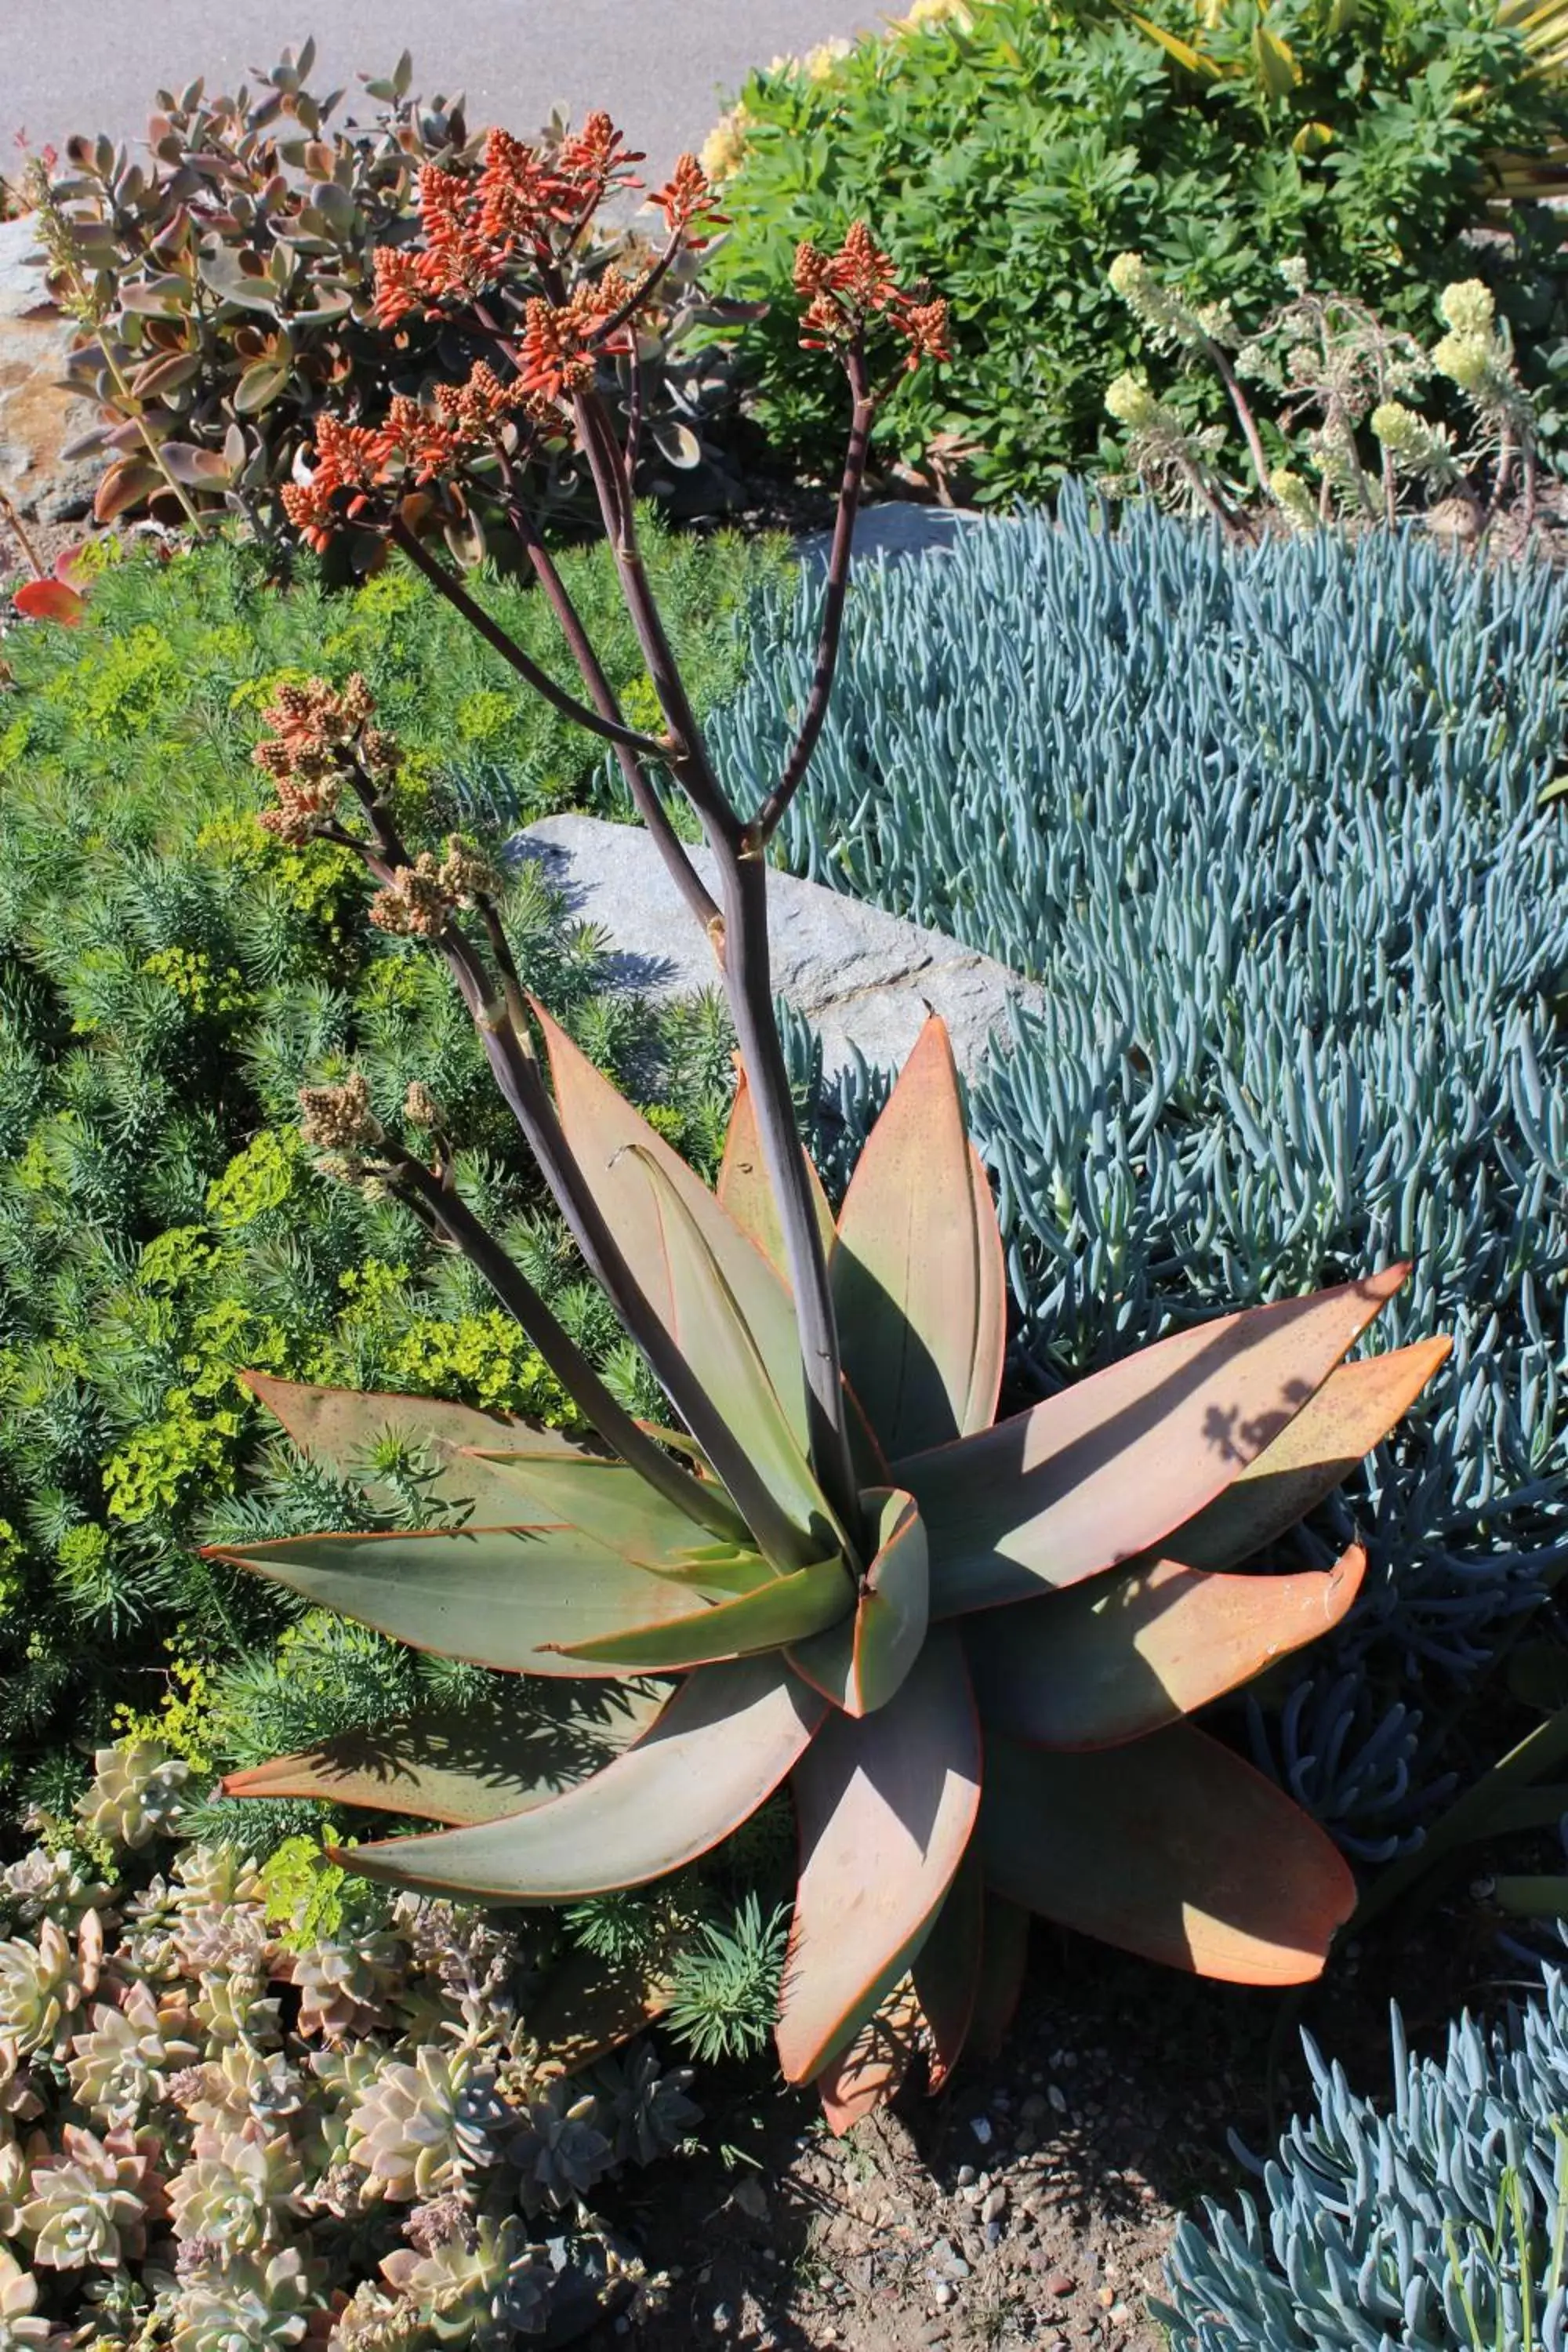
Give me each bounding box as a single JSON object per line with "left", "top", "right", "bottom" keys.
{"left": 197, "top": 124, "right": 1448, "bottom": 2124}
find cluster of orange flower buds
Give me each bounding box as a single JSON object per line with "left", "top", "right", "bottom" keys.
{"left": 280, "top": 361, "right": 552, "bottom": 549}
{"left": 793, "top": 223, "right": 950, "bottom": 372}
{"left": 252, "top": 674, "right": 398, "bottom": 841}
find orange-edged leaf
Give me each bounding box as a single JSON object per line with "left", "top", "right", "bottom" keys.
{"left": 242, "top": 1372, "right": 588, "bottom": 1526}
{"left": 964, "top": 1544, "right": 1366, "bottom": 1750}
{"left": 968, "top": 1896, "right": 1029, "bottom": 2061}
{"left": 625, "top": 1144, "right": 835, "bottom": 1563}
{"left": 980, "top": 1726, "right": 1355, "bottom": 1984}
{"left": 533, "top": 999, "right": 811, "bottom": 1450}
{"left": 777, "top": 1626, "right": 982, "bottom": 2085}
{"left": 1160, "top": 1338, "right": 1450, "bottom": 1573}
{"left": 549, "top": 1553, "right": 853, "bottom": 1670}
{"left": 787, "top": 1487, "right": 929, "bottom": 1718}
{"left": 466, "top": 1447, "right": 760, "bottom": 1573}
{"left": 833, "top": 1016, "right": 1006, "bottom": 1457}
{"left": 912, "top": 1849, "right": 984, "bottom": 2092}
{"left": 93, "top": 456, "right": 162, "bottom": 522}
{"left": 815, "top": 1979, "right": 924, "bottom": 2133}
{"left": 338, "top": 1657, "right": 826, "bottom": 1900}
{"left": 205, "top": 1523, "right": 749, "bottom": 1678}
{"left": 717, "top": 1068, "right": 835, "bottom": 1279}
{"left": 906, "top": 1266, "right": 1409, "bottom": 1617}
{"left": 13, "top": 578, "right": 85, "bottom": 625}
{"left": 525, "top": 1944, "right": 675, "bottom": 2070}
{"left": 222, "top": 1681, "right": 665, "bottom": 1822}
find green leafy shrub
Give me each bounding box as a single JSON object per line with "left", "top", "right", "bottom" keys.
{"left": 0, "top": 525, "right": 787, "bottom": 1815}
{"left": 706, "top": 0, "right": 1568, "bottom": 502}
{"left": 0, "top": 1740, "right": 700, "bottom": 2346}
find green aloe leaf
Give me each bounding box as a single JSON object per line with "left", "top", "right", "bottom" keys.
{"left": 624, "top": 1145, "right": 839, "bottom": 1561}
{"left": 204, "top": 1524, "right": 748, "bottom": 1677}
{"left": 833, "top": 1016, "right": 1007, "bottom": 1458}
{"left": 534, "top": 1000, "right": 812, "bottom": 1451}
{"left": 222, "top": 1682, "right": 666, "bottom": 1821}
{"left": 1160, "top": 1338, "right": 1450, "bottom": 1573}
{"left": 243, "top": 1372, "right": 586, "bottom": 1526}
{"left": 466, "top": 1447, "right": 761, "bottom": 1574}
{"left": 964, "top": 1544, "right": 1367, "bottom": 1749}
{"left": 776, "top": 1626, "right": 982, "bottom": 2085}
{"left": 548, "top": 1553, "right": 853, "bottom": 1670}
{"left": 336, "top": 1658, "right": 826, "bottom": 1900}
{"left": 980, "top": 1727, "right": 1355, "bottom": 1984}
{"left": 906, "top": 1267, "right": 1410, "bottom": 1617}
{"left": 787, "top": 1487, "right": 929, "bottom": 1717}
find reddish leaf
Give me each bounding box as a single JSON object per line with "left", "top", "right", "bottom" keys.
{"left": 964, "top": 1544, "right": 1367, "bottom": 1749}
{"left": 833, "top": 1017, "right": 1006, "bottom": 1457}
{"left": 968, "top": 1896, "right": 1030, "bottom": 2061}
{"left": 13, "top": 579, "right": 85, "bottom": 626}
{"left": 815, "top": 1980, "right": 924, "bottom": 2133}
{"left": 339, "top": 1658, "right": 826, "bottom": 1900}
{"left": 777, "top": 1626, "right": 982, "bottom": 2085}
{"left": 906, "top": 1267, "right": 1410, "bottom": 1617}
{"left": 787, "top": 1487, "right": 929, "bottom": 1718}
{"left": 980, "top": 1726, "right": 1356, "bottom": 1984}
{"left": 717, "top": 1069, "right": 834, "bottom": 1280}
{"left": 911, "top": 1850, "right": 984, "bottom": 2092}
{"left": 525, "top": 1944, "right": 675, "bottom": 2071}
{"left": 93, "top": 456, "right": 162, "bottom": 523}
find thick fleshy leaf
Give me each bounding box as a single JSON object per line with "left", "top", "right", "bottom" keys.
{"left": 787, "top": 1488, "right": 929, "bottom": 1718}
{"left": 534, "top": 1000, "right": 811, "bottom": 1449}
{"left": 222, "top": 1682, "right": 666, "bottom": 1821}
{"left": 968, "top": 1896, "right": 1030, "bottom": 2061}
{"left": 911, "top": 1850, "right": 984, "bottom": 2092}
{"left": 549, "top": 1554, "right": 854, "bottom": 1670}
{"left": 906, "top": 1267, "right": 1410, "bottom": 1617}
{"left": 13, "top": 579, "right": 85, "bottom": 626}
{"left": 815, "top": 1980, "right": 924, "bottom": 2133}
{"left": 964, "top": 1544, "right": 1367, "bottom": 1750}
{"left": 242, "top": 1372, "right": 586, "bottom": 1526}
{"left": 776, "top": 1627, "right": 982, "bottom": 2085}
{"left": 980, "top": 1727, "right": 1355, "bottom": 1984}
{"left": 524, "top": 1945, "right": 675, "bottom": 2069}
{"left": 717, "top": 1069, "right": 835, "bottom": 1280}
{"left": 205, "top": 1524, "right": 746, "bottom": 1678}
{"left": 467, "top": 1447, "right": 761, "bottom": 1575}
{"left": 339, "top": 1657, "right": 826, "bottom": 1900}
{"left": 626, "top": 1145, "right": 835, "bottom": 1559}
{"left": 833, "top": 1017, "right": 1006, "bottom": 1457}
{"left": 1160, "top": 1339, "right": 1450, "bottom": 1573}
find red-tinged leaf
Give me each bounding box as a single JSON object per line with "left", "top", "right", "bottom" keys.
{"left": 815, "top": 1980, "right": 924, "bottom": 2133}
{"left": 222, "top": 1682, "right": 665, "bottom": 1822}
{"left": 717, "top": 1069, "right": 834, "bottom": 1280}
{"left": 965, "top": 1544, "right": 1367, "bottom": 1750}
{"left": 243, "top": 1371, "right": 586, "bottom": 1526}
{"left": 205, "top": 1523, "right": 749, "bottom": 1677}
{"left": 93, "top": 456, "right": 162, "bottom": 523}
{"left": 912, "top": 1850, "right": 984, "bottom": 2092}
{"left": 13, "top": 579, "right": 85, "bottom": 626}
{"left": 968, "top": 1896, "right": 1029, "bottom": 2060}
{"left": 905, "top": 1267, "right": 1410, "bottom": 1617}
{"left": 788, "top": 1488, "right": 929, "bottom": 1718}
{"left": 777, "top": 1626, "right": 982, "bottom": 2085}
{"left": 129, "top": 350, "right": 202, "bottom": 400}
{"left": 833, "top": 1017, "right": 1006, "bottom": 1457}
{"left": 1161, "top": 1338, "right": 1450, "bottom": 1573}
{"left": 337, "top": 1658, "right": 826, "bottom": 1900}
{"left": 526, "top": 1944, "right": 675, "bottom": 2070}
{"left": 549, "top": 1554, "right": 853, "bottom": 1671}
{"left": 158, "top": 441, "right": 236, "bottom": 487}
{"left": 980, "top": 1726, "right": 1356, "bottom": 1984}
{"left": 533, "top": 999, "right": 812, "bottom": 1453}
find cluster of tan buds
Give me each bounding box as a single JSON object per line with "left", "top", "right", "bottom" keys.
{"left": 368, "top": 837, "right": 498, "bottom": 938}
{"left": 402, "top": 1082, "right": 443, "bottom": 1131}
{"left": 252, "top": 675, "right": 395, "bottom": 844}
{"left": 793, "top": 223, "right": 950, "bottom": 372}
{"left": 298, "top": 1073, "right": 383, "bottom": 1154}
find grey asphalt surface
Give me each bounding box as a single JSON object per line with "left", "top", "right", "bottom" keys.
{"left": 2, "top": 2, "right": 869, "bottom": 180}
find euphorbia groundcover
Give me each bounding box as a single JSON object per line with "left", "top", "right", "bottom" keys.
{"left": 172, "top": 111, "right": 1449, "bottom": 2124}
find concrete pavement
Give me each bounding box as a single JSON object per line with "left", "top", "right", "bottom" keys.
{"left": 3, "top": 2, "right": 870, "bottom": 183}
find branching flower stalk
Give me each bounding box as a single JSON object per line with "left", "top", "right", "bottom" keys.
{"left": 267, "top": 128, "right": 948, "bottom": 1562}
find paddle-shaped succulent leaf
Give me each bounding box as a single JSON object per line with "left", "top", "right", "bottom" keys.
{"left": 222, "top": 1010, "right": 1446, "bottom": 2126}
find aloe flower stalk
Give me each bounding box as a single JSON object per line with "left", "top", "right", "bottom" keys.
{"left": 209, "top": 115, "right": 1447, "bottom": 2123}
